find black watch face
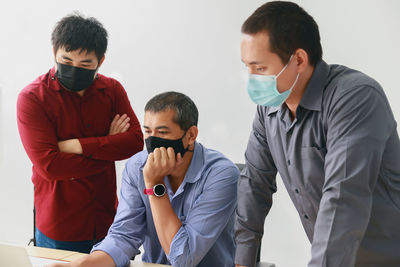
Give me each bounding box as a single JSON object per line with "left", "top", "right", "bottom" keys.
{"left": 154, "top": 184, "right": 166, "bottom": 197}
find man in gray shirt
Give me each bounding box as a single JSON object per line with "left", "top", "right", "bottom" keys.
{"left": 235, "top": 1, "right": 400, "bottom": 267}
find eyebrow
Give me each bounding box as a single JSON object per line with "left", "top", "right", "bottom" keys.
{"left": 61, "top": 55, "right": 93, "bottom": 63}
{"left": 241, "top": 59, "right": 261, "bottom": 65}
{"left": 80, "top": 59, "right": 93, "bottom": 63}
{"left": 143, "top": 125, "right": 170, "bottom": 130}
{"left": 62, "top": 56, "right": 73, "bottom": 61}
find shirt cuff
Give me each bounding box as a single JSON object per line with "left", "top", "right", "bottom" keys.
{"left": 79, "top": 137, "right": 98, "bottom": 158}
{"left": 91, "top": 237, "right": 130, "bottom": 267}
{"left": 167, "top": 226, "right": 189, "bottom": 265}
{"left": 235, "top": 244, "right": 258, "bottom": 267}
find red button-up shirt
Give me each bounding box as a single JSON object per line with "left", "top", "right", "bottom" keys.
{"left": 17, "top": 67, "right": 144, "bottom": 241}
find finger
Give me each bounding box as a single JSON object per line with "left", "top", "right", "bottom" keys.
{"left": 153, "top": 148, "right": 161, "bottom": 164}
{"left": 117, "top": 117, "right": 131, "bottom": 130}
{"left": 111, "top": 114, "right": 120, "bottom": 126}
{"left": 117, "top": 114, "right": 128, "bottom": 124}
{"left": 109, "top": 114, "right": 121, "bottom": 134}
{"left": 159, "top": 147, "right": 168, "bottom": 167}
{"left": 113, "top": 114, "right": 120, "bottom": 121}
{"left": 121, "top": 123, "right": 130, "bottom": 133}
{"left": 113, "top": 115, "right": 126, "bottom": 128}
{"left": 166, "top": 147, "right": 176, "bottom": 167}
{"left": 176, "top": 152, "right": 184, "bottom": 167}
{"left": 147, "top": 152, "right": 154, "bottom": 163}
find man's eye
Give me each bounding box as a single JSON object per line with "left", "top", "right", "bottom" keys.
{"left": 158, "top": 131, "right": 168, "bottom": 134}
{"left": 256, "top": 67, "right": 266, "bottom": 72}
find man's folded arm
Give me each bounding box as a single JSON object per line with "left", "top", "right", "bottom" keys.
{"left": 79, "top": 81, "right": 144, "bottom": 161}
{"left": 17, "top": 91, "right": 107, "bottom": 181}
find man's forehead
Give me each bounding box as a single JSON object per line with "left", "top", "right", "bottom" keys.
{"left": 242, "top": 31, "right": 270, "bottom": 46}
{"left": 144, "top": 110, "right": 175, "bottom": 124}
{"left": 57, "top": 47, "right": 96, "bottom": 57}
{"left": 241, "top": 33, "right": 273, "bottom": 62}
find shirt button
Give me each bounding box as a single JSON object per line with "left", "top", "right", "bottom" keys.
{"left": 304, "top": 214, "right": 309, "bottom": 219}
{"left": 295, "top": 188, "right": 299, "bottom": 194}
{"left": 287, "top": 159, "right": 291, "bottom": 165}
{"left": 86, "top": 123, "right": 91, "bottom": 128}
{"left": 70, "top": 177, "right": 75, "bottom": 181}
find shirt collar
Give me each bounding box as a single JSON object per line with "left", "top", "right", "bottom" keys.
{"left": 298, "top": 60, "right": 330, "bottom": 111}
{"left": 181, "top": 141, "right": 204, "bottom": 184}
{"left": 266, "top": 60, "right": 330, "bottom": 116}
{"left": 48, "top": 67, "right": 63, "bottom": 91}
{"left": 267, "top": 105, "right": 282, "bottom": 116}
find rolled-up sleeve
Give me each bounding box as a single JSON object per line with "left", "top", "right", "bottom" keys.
{"left": 235, "top": 106, "right": 278, "bottom": 267}
{"left": 92, "top": 158, "right": 147, "bottom": 267}
{"left": 167, "top": 166, "right": 239, "bottom": 267}
{"left": 309, "top": 85, "right": 395, "bottom": 266}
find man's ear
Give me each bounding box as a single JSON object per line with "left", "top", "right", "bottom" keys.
{"left": 53, "top": 47, "right": 58, "bottom": 70}
{"left": 98, "top": 55, "right": 105, "bottom": 68}
{"left": 293, "top": 48, "right": 309, "bottom": 73}
{"left": 186, "top": 126, "right": 198, "bottom": 147}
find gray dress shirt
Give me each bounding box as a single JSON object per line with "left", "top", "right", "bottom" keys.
{"left": 235, "top": 60, "right": 400, "bottom": 267}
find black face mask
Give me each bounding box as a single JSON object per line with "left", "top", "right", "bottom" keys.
{"left": 55, "top": 62, "right": 97, "bottom": 92}
{"left": 145, "top": 133, "right": 189, "bottom": 157}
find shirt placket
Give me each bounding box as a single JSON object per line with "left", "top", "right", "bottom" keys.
{"left": 282, "top": 109, "right": 313, "bottom": 232}
{"left": 77, "top": 93, "right": 97, "bottom": 239}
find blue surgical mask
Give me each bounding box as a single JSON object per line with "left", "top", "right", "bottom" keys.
{"left": 247, "top": 55, "right": 299, "bottom": 107}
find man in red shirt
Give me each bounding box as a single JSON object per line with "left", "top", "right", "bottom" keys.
{"left": 16, "top": 14, "right": 143, "bottom": 253}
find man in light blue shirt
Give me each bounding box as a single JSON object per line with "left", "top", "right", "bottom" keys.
{"left": 49, "top": 91, "right": 238, "bottom": 267}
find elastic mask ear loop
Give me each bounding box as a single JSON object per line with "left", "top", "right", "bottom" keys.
{"left": 278, "top": 55, "right": 299, "bottom": 97}
{"left": 276, "top": 55, "right": 294, "bottom": 78}
{"left": 288, "top": 73, "right": 300, "bottom": 91}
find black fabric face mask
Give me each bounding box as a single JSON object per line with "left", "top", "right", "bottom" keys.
{"left": 55, "top": 62, "right": 97, "bottom": 92}
{"left": 145, "top": 133, "right": 189, "bottom": 157}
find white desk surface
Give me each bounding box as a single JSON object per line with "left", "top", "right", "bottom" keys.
{"left": 27, "top": 246, "right": 170, "bottom": 266}
{"left": 27, "top": 246, "right": 275, "bottom": 267}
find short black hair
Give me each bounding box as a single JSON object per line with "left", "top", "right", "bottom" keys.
{"left": 51, "top": 12, "right": 108, "bottom": 62}
{"left": 242, "top": 1, "right": 322, "bottom": 65}
{"left": 145, "top": 92, "right": 199, "bottom": 132}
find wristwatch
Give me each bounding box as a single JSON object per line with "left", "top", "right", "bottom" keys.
{"left": 144, "top": 184, "right": 166, "bottom": 197}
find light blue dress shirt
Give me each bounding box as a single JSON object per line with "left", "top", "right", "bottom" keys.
{"left": 93, "top": 142, "right": 239, "bottom": 267}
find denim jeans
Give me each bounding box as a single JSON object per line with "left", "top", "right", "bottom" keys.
{"left": 35, "top": 228, "right": 103, "bottom": 254}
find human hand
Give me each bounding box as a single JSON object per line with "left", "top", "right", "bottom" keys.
{"left": 108, "top": 114, "right": 130, "bottom": 135}
{"left": 45, "top": 262, "right": 71, "bottom": 267}
{"left": 58, "top": 139, "right": 83, "bottom": 154}
{"left": 143, "top": 147, "right": 183, "bottom": 187}
{"left": 46, "top": 251, "right": 114, "bottom": 267}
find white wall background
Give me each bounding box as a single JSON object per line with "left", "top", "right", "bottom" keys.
{"left": 0, "top": 0, "right": 399, "bottom": 266}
